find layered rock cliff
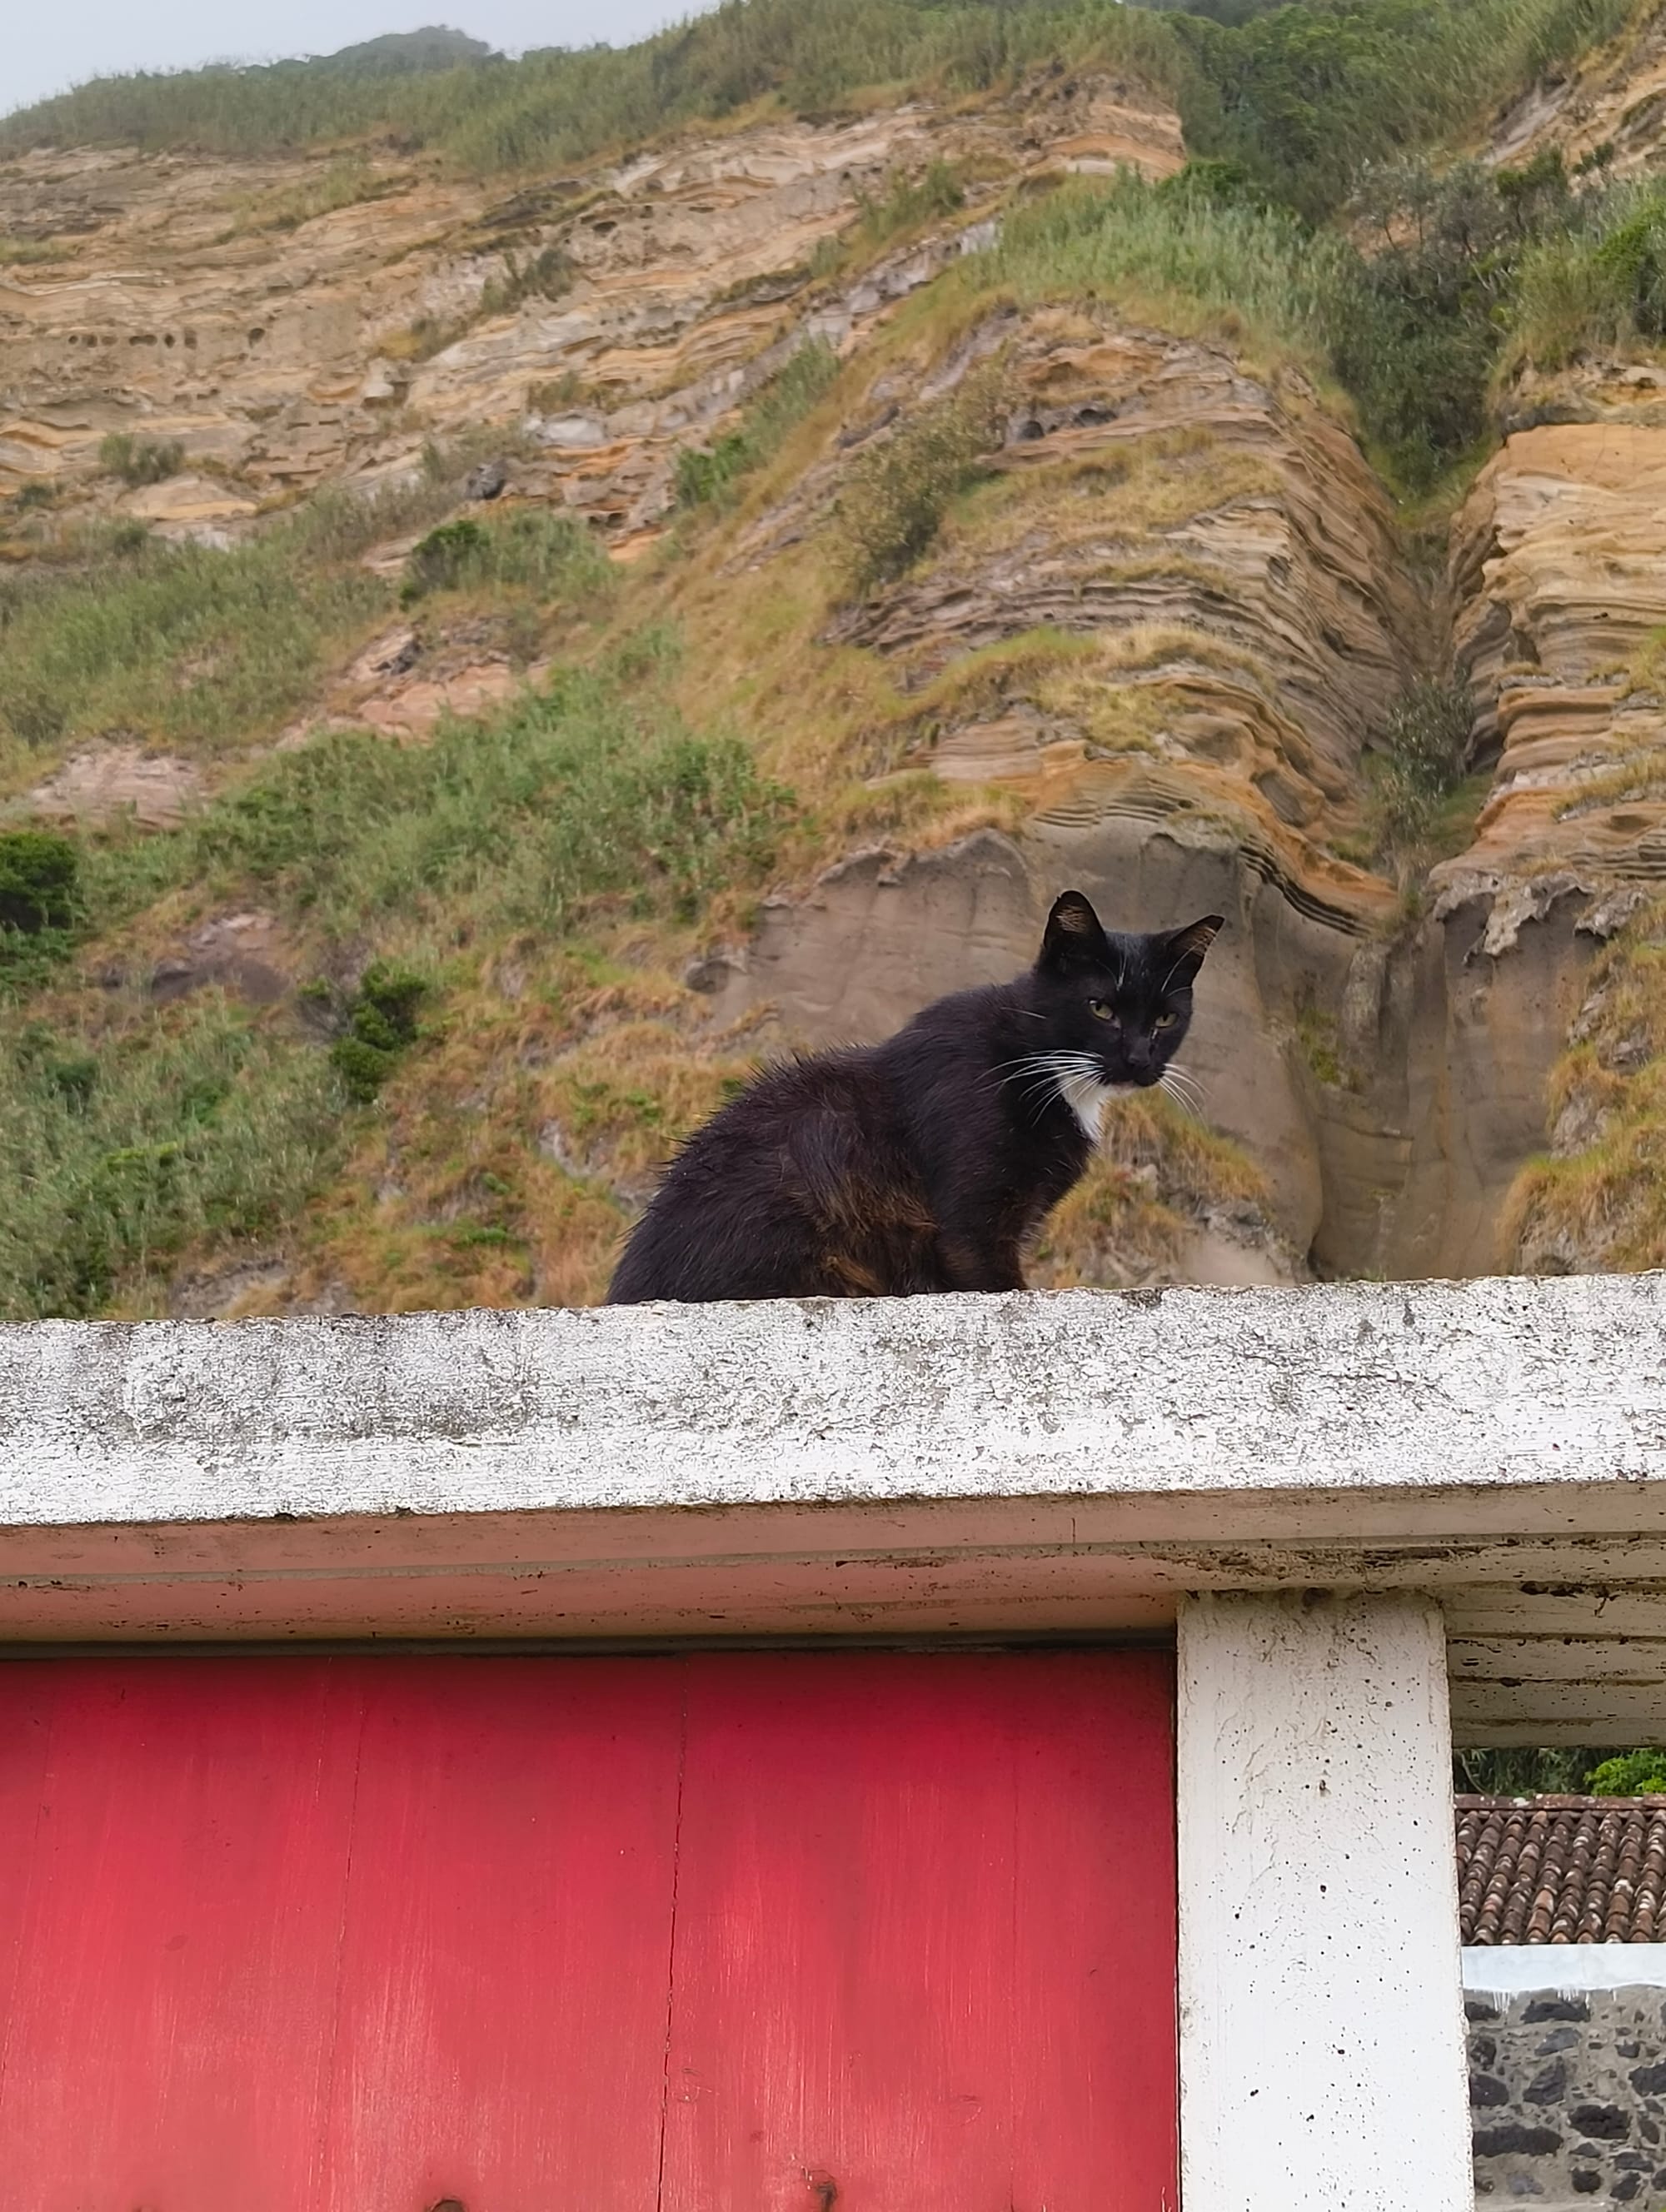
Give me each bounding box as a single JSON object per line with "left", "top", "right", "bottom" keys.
{"left": 3, "top": 21, "right": 1666, "bottom": 1314}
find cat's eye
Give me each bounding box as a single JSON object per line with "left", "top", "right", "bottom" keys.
{"left": 1089, "top": 999, "right": 1115, "bottom": 1022}
{"left": 1153, "top": 1012, "right": 1178, "bottom": 1031}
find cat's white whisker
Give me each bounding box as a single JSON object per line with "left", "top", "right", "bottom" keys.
{"left": 1158, "top": 1071, "right": 1202, "bottom": 1125}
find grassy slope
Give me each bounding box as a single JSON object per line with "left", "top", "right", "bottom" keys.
{"left": 1, "top": 0, "right": 1657, "bottom": 1318}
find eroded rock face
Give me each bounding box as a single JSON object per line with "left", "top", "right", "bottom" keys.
{"left": 1486, "top": 0, "right": 1666, "bottom": 179}
{"left": 707, "top": 300, "right": 1585, "bottom": 1282}
{"left": 0, "top": 75, "right": 1181, "bottom": 526}
{"left": 1439, "top": 405, "right": 1666, "bottom": 1272}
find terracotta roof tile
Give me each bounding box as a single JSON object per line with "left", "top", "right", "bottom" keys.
{"left": 1456, "top": 1796, "right": 1666, "bottom": 1944}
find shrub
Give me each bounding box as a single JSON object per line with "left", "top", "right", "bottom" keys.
{"left": 0, "top": 830, "right": 79, "bottom": 933}
{"left": 479, "top": 243, "right": 575, "bottom": 316}
{"left": 401, "top": 508, "right": 612, "bottom": 604}
{"left": 1506, "top": 182, "right": 1666, "bottom": 370}
{"left": 329, "top": 961, "right": 428, "bottom": 1101}
{"left": 834, "top": 357, "right": 1010, "bottom": 595}
{"left": 1369, "top": 679, "right": 1474, "bottom": 856}
{"left": 1588, "top": 1749, "right": 1666, "bottom": 1795}
{"left": 856, "top": 158, "right": 966, "bottom": 242}
{"left": 1171, "top": 0, "right": 1631, "bottom": 222}
{"left": 98, "top": 433, "right": 186, "bottom": 486}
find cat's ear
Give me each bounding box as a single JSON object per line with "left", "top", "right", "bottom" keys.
{"left": 1162, "top": 914, "right": 1225, "bottom": 985}
{"left": 1038, "top": 889, "right": 1110, "bottom": 975}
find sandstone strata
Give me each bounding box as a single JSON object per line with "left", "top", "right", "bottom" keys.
{"left": 0, "top": 76, "right": 1180, "bottom": 531}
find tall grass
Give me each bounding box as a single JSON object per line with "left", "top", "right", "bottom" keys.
{"left": 1505, "top": 178, "right": 1666, "bottom": 371}
{"left": 0, "top": 1000, "right": 341, "bottom": 1319}
{"left": 0, "top": 466, "right": 490, "bottom": 775}
{"left": 1173, "top": 0, "right": 1636, "bottom": 220}
{"left": 974, "top": 172, "right": 1357, "bottom": 373}
{"left": 0, "top": 0, "right": 1184, "bottom": 178}
{"left": 164, "top": 671, "right": 791, "bottom": 939}
{"left": 0, "top": 670, "right": 793, "bottom": 1317}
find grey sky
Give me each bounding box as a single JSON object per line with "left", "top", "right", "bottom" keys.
{"left": 6, "top": 2, "right": 699, "bottom": 117}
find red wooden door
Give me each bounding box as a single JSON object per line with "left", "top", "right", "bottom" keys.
{"left": 0, "top": 1649, "right": 1175, "bottom": 2210}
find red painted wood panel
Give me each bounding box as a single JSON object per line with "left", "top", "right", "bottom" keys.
{"left": 661, "top": 1651, "right": 1176, "bottom": 2212}
{"left": 0, "top": 1649, "right": 1175, "bottom": 2211}
{"left": 321, "top": 1658, "right": 685, "bottom": 2212}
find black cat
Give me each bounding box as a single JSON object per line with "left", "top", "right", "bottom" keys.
{"left": 606, "top": 889, "right": 1223, "bottom": 1303}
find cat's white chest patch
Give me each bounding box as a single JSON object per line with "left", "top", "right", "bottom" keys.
{"left": 1060, "top": 1074, "right": 1130, "bottom": 1142}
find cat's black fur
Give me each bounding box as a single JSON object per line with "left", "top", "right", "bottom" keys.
{"left": 606, "top": 889, "right": 1223, "bottom": 1303}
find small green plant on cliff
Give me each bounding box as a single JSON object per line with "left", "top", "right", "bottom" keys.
{"left": 400, "top": 509, "right": 613, "bottom": 606}
{"left": 479, "top": 243, "right": 576, "bottom": 316}
{"left": 675, "top": 340, "right": 840, "bottom": 511}
{"left": 98, "top": 433, "right": 186, "bottom": 487}
{"left": 834, "top": 357, "right": 1010, "bottom": 596}
{"left": 1367, "top": 680, "right": 1475, "bottom": 864}
{"left": 328, "top": 963, "right": 429, "bottom": 1103}
{"left": 855, "top": 159, "right": 966, "bottom": 243}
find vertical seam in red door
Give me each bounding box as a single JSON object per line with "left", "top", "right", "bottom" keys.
{"left": 311, "top": 1671, "right": 371, "bottom": 2204}
{"left": 653, "top": 1668, "right": 691, "bottom": 2212}
{"left": 0, "top": 1676, "right": 58, "bottom": 2117}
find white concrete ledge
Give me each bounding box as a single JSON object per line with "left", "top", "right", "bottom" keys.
{"left": 5, "top": 1275, "right": 1666, "bottom": 1522}
{"left": 2, "top": 1276, "right": 1666, "bottom": 1735}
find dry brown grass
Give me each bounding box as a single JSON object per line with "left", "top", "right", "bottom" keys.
{"left": 1504, "top": 903, "right": 1666, "bottom": 1272}
{"left": 1030, "top": 1090, "right": 1271, "bottom": 1287}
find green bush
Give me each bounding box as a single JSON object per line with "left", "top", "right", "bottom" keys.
{"left": 856, "top": 157, "right": 966, "bottom": 242}
{"left": 1589, "top": 1749, "right": 1666, "bottom": 1796}
{"left": 479, "top": 243, "right": 576, "bottom": 316}
{"left": 0, "top": 830, "right": 79, "bottom": 933}
{"left": 1172, "top": 0, "right": 1631, "bottom": 222}
{"left": 401, "top": 508, "right": 612, "bottom": 604}
{"left": 835, "top": 358, "right": 1010, "bottom": 595}
{"left": 97, "top": 433, "right": 186, "bottom": 486}
{"left": 1369, "top": 679, "right": 1474, "bottom": 855}
{"left": 1507, "top": 182, "right": 1666, "bottom": 370}
{"left": 328, "top": 962, "right": 428, "bottom": 1101}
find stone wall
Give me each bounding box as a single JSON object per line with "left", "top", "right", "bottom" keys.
{"left": 1469, "top": 1985, "right": 1666, "bottom": 2205}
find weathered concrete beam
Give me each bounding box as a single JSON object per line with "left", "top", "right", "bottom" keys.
{"left": 3, "top": 1274, "right": 1665, "bottom": 1524}
{"left": 1, "top": 1278, "right": 1664, "bottom": 1736}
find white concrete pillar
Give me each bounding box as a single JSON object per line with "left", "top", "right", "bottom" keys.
{"left": 1176, "top": 1590, "right": 1471, "bottom": 2212}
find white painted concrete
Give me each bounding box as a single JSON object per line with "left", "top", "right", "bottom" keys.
{"left": 1463, "top": 1944, "right": 1666, "bottom": 1997}
{"left": 1178, "top": 1592, "right": 1473, "bottom": 2212}
{"left": 3, "top": 1279, "right": 1666, "bottom": 1731}
{"left": 4, "top": 1274, "right": 1666, "bottom": 1527}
